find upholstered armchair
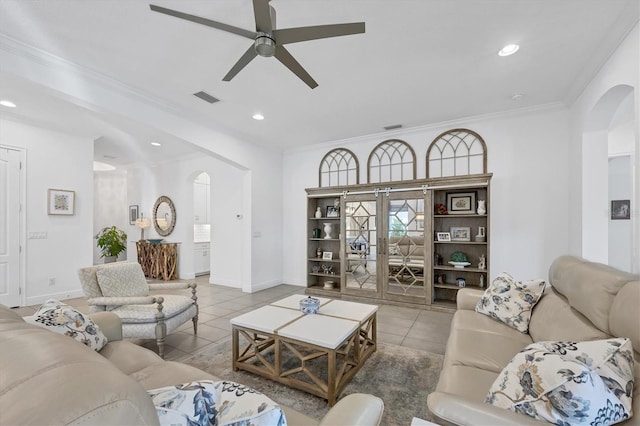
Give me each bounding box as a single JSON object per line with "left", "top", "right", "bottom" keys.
{"left": 77, "top": 262, "right": 198, "bottom": 358}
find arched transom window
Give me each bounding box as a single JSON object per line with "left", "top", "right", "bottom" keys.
{"left": 319, "top": 148, "right": 359, "bottom": 187}
{"left": 367, "top": 139, "right": 416, "bottom": 183}
{"left": 426, "top": 129, "right": 487, "bottom": 178}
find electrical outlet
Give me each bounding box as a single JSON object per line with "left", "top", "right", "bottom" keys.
{"left": 48, "top": 278, "right": 56, "bottom": 286}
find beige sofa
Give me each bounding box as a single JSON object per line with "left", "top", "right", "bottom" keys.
{"left": 427, "top": 255, "right": 640, "bottom": 425}
{"left": 0, "top": 305, "right": 383, "bottom": 425}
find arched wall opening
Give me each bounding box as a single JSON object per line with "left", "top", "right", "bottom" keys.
{"left": 581, "top": 84, "right": 638, "bottom": 272}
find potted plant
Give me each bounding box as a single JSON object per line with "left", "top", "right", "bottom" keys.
{"left": 95, "top": 226, "right": 127, "bottom": 263}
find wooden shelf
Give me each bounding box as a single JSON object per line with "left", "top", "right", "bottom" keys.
{"left": 434, "top": 265, "right": 487, "bottom": 273}
{"left": 309, "top": 273, "right": 340, "bottom": 278}
{"left": 309, "top": 238, "right": 340, "bottom": 241}
{"left": 435, "top": 241, "right": 487, "bottom": 245}
{"left": 309, "top": 217, "right": 340, "bottom": 220}
{"left": 434, "top": 214, "right": 486, "bottom": 218}
{"left": 434, "top": 283, "right": 461, "bottom": 290}
{"left": 308, "top": 258, "right": 340, "bottom": 263}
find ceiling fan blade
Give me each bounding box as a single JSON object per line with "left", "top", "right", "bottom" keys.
{"left": 274, "top": 46, "right": 318, "bottom": 89}
{"left": 252, "top": 0, "right": 273, "bottom": 33}
{"left": 274, "top": 22, "right": 365, "bottom": 45}
{"left": 150, "top": 4, "right": 257, "bottom": 40}
{"left": 222, "top": 45, "right": 258, "bottom": 81}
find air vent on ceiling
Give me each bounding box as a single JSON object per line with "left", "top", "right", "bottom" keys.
{"left": 193, "top": 91, "right": 220, "bottom": 104}
{"left": 383, "top": 124, "right": 403, "bottom": 131}
{"left": 103, "top": 154, "right": 117, "bottom": 159}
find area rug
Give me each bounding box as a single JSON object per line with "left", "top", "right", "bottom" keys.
{"left": 182, "top": 337, "right": 443, "bottom": 425}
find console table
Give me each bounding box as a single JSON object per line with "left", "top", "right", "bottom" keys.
{"left": 136, "top": 241, "right": 179, "bottom": 281}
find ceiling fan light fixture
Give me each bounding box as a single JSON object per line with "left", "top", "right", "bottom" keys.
{"left": 151, "top": 142, "right": 162, "bottom": 146}
{"left": 498, "top": 44, "right": 520, "bottom": 56}
{"left": 255, "top": 35, "right": 276, "bottom": 57}
{"left": 252, "top": 113, "right": 265, "bottom": 120}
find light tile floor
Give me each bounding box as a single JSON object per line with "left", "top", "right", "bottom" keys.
{"left": 13, "top": 275, "right": 453, "bottom": 361}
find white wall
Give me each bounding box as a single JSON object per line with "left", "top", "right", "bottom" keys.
{"left": 609, "top": 156, "right": 632, "bottom": 271}
{"left": 93, "top": 170, "right": 129, "bottom": 264}
{"left": 0, "top": 119, "right": 94, "bottom": 304}
{"left": 283, "top": 106, "right": 571, "bottom": 286}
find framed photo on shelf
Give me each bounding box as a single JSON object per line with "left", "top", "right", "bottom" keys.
{"left": 129, "top": 205, "right": 139, "bottom": 225}
{"left": 322, "top": 251, "right": 333, "bottom": 260}
{"left": 436, "top": 232, "right": 451, "bottom": 242}
{"left": 326, "top": 205, "right": 339, "bottom": 217}
{"left": 450, "top": 226, "right": 471, "bottom": 241}
{"left": 446, "top": 192, "right": 476, "bottom": 215}
{"left": 47, "top": 189, "right": 75, "bottom": 215}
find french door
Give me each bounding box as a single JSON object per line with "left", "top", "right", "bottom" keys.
{"left": 343, "top": 190, "right": 428, "bottom": 303}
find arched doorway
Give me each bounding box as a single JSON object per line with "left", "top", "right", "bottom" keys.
{"left": 581, "top": 84, "right": 637, "bottom": 272}
{"left": 193, "top": 172, "right": 211, "bottom": 276}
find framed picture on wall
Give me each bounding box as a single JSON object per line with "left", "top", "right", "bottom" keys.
{"left": 611, "top": 200, "right": 630, "bottom": 220}
{"left": 129, "top": 205, "right": 139, "bottom": 224}
{"left": 47, "top": 189, "right": 75, "bottom": 215}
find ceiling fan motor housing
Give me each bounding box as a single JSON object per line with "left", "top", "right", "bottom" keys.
{"left": 255, "top": 33, "right": 276, "bottom": 57}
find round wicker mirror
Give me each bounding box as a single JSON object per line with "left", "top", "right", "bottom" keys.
{"left": 153, "top": 195, "right": 176, "bottom": 237}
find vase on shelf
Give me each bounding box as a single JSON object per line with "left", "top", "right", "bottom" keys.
{"left": 323, "top": 222, "right": 333, "bottom": 239}
{"left": 477, "top": 200, "right": 486, "bottom": 215}
{"left": 315, "top": 207, "right": 322, "bottom": 218}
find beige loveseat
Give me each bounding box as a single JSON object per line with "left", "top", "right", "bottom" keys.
{"left": 427, "top": 255, "right": 640, "bottom": 425}
{"left": 0, "top": 305, "right": 383, "bottom": 425}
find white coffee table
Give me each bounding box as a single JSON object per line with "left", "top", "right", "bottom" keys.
{"left": 230, "top": 296, "right": 378, "bottom": 406}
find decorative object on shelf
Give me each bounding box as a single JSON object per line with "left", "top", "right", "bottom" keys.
{"left": 434, "top": 203, "right": 448, "bottom": 215}
{"left": 321, "top": 264, "right": 333, "bottom": 275}
{"left": 434, "top": 252, "right": 443, "bottom": 266}
{"left": 311, "top": 265, "right": 320, "bottom": 273}
{"left": 477, "top": 199, "right": 486, "bottom": 215}
{"left": 436, "top": 232, "right": 451, "bottom": 242}
{"left": 456, "top": 277, "right": 466, "bottom": 288}
{"left": 315, "top": 206, "right": 322, "bottom": 218}
{"left": 322, "top": 251, "right": 333, "bottom": 260}
{"left": 437, "top": 274, "right": 446, "bottom": 285}
{"left": 312, "top": 228, "right": 321, "bottom": 238}
{"left": 95, "top": 226, "right": 127, "bottom": 263}
{"left": 446, "top": 192, "right": 476, "bottom": 215}
{"left": 478, "top": 254, "right": 486, "bottom": 270}
{"left": 147, "top": 239, "right": 164, "bottom": 244}
{"left": 299, "top": 296, "right": 320, "bottom": 315}
{"left": 323, "top": 222, "right": 333, "bottom": 239}
{"left": 475, "top": 226, "right": 486, "bottom": 242}
{"left": 479, "top": 274, "right": 485, "bottom": 288}
{"left": 129, "top": 205, "right": 139, "bottom": 225}
{"left": 324, "top": 280, "right": 335, "bottom": 289}
{"left": 334, "top": 198, "right": 340, "bottom": 209}
{"left": 326, "top": 205, "right": 339, "bottom": 217}
{"left": 47, "top": 188, "right": 75, "bottom": 215}
{"left": 449, "top": 251, "right": 471, "bottom": 268}
{"left": 135, "top": 213, "right": 151, "bottom": 241}
{"left": 316, "top": 247, "right": 322, "bottom": 258}
{"left": 450, "top": 226, "right": 471, "bottom": 241}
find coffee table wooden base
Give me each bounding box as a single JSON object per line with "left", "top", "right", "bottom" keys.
{"left": 232, "top": 314, "right": 377, "bottom": 406}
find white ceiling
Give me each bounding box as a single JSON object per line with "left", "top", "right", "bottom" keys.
{"left": 0, "top": 0, "right": 638, "bottom": 167}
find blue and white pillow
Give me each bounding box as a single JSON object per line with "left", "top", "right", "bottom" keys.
{"left": 486, "top": 338, "right": 634, "bottom": 426}
{"left": 148, "top": 380, "right": 287, "bottom": 426}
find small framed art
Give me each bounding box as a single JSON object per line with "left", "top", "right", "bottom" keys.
{"left": 129, "top": 205, "right": 139, "bottom": 225}
{"left": 611, "top": 200, "right": 630, "bottom": 220}
{"left": 436, "top": 232, "right": 451, "bottom": 242}
{"left": 326, "top": 205, "right": 339, "bottom": 217}
{"left": 47, "top": 189, "right": 75, "bottom": 215}
{"left": 447, "top": 192, "right": 476, "bottom": 215}
{"left": 450, "top": 226, "right": 471, "bottom": 241}
{"left": 322, "top": 251, "right": 333, "bottom": 260}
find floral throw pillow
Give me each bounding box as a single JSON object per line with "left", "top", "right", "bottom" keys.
{"left": 475, "top": 272, "right": 546, "bottom": 333}
{"left": 30, "top": 299, "right": 107, "bottom": 351}
{"left": 486, "top": 338, "right": 634, "bottom": 426}
{"left": 148, "top": 380, "right": 287, "bottom": 426}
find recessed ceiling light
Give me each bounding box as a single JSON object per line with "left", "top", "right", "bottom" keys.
{"left": 93, "top": 161, "right": 116, "bottom": 171}
{"left": 498, "top": 44, "right": 520, "bottom": 57}
{"left": 511, "top": 93, "right": 525, "bottom": 100}
{"left": 150, "top": 142, "right": 161, "bottom": 146}
{"left": 252, "top": 113, "right": 265, "bottom": 120}
{"left": 0, "top": 100, "right": 17, "bottom": 108}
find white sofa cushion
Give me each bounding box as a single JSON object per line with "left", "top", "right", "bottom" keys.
{"left": 28, "top": 299, "right": 108, "bottom": 351}
{"left": 96, "top": 262, "right": 149, "bottom": 299}
{"left": 475, "top": 272, "right": 546, "bottom": 333}
{"left": 486, "top": 338, "right": 634, "bottom": 426}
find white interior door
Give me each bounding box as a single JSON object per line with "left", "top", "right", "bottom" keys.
{"left": 0, "top": 147, "right": 21, "bottom": 307}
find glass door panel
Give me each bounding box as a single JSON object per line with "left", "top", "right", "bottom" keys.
{"left": 344, "top": 198, "right": 379, "bottom": 296}
{"left": 384, "top": 195, "right": 427, "bottom": 302}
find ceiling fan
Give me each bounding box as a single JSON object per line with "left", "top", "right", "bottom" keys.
{"left": 149, "top": 1, "right": 365, "bottom": 89}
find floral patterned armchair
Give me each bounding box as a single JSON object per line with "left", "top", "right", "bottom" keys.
{"left": 77, "top": 262, "right": 198, "bottom": 358}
